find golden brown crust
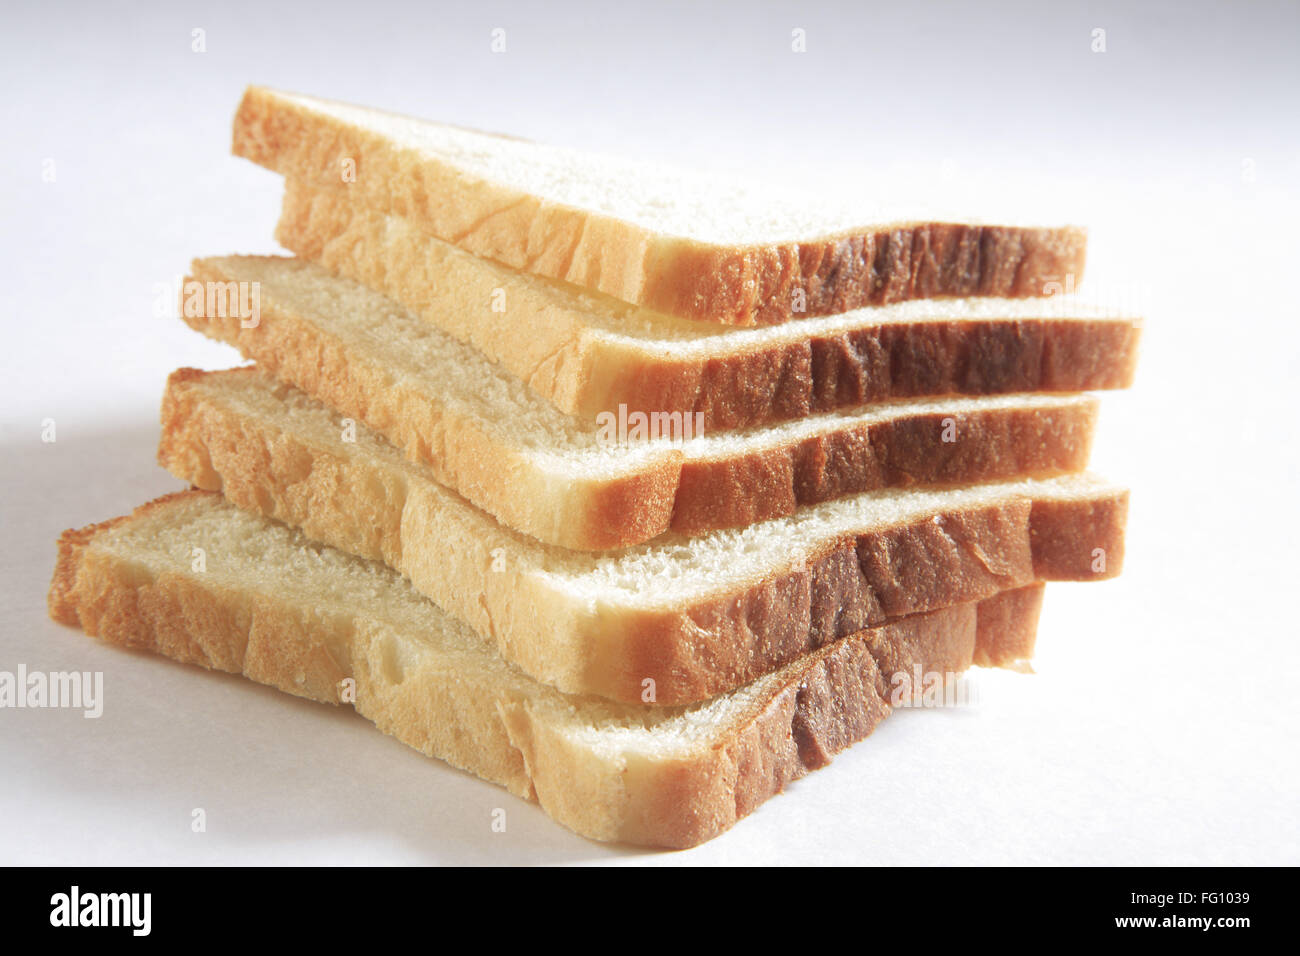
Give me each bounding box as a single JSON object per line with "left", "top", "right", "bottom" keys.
{"left": 607, "top": 500, "right": 1040, "bottom": 703}
{"left": 49, "top": 519, "right": 107, "bottom": 626}
{"left": 233, "top": 86, "right": 1087, "bottom": 327}
{"left": 586, "top": 306, "right": 1139, "bottom": 432}
{"left": 640, "top": 224, "right": 1088, "bottom": 326}
{"left": 157, "top": 368, "right": 1125, "bottom": 705}
{"left": 275, "top": 179, "right": 1139, "bottom": 431}
{"left": 973, "top": 581, "right": 1044, "bottom": 669}
{"left": 609, "top": 623, "right": 910, "bottom": 847}
{"left": 1030, "top": 492, "right": 1129, "bottom": 580}
{"left": 48, "top": 491, "right": 201, "bottom": 626}
{"left": 670, "top": 398, "right": 1099, "bottom": 533}
{"left": 47, "top": 491, "right": 1042, "bottom": 847}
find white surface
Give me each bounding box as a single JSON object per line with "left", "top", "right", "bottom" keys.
{"left": 1, "top": 0, "right": 1297, "bottom": 865}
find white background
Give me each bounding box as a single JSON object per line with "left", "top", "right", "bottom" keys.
{"left": 1, "top": 0, "right": 1297, "bottom": 865}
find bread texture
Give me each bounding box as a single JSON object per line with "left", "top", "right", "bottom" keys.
{"left": 157, "top": 367, "right": 1127, "bottom": 705}
{"left": 178, "top": 256, "right": 1100, "bottom": 549}
{"left": 48, "top": 490, "right": 1044, "bottom": 848}
{"left": 234, "top": 86, "right": 1087, "bottom": 326}
{"left": 274, "top": 179, "right": 1139, "bottom": 429}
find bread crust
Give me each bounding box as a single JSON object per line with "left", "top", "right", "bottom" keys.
{"left": 671, "top": 397, "right": 1098, "bottom": 533}
{"left": 972, "top": 581, "right": 1044, "bottom": 670}
{"left": 47, "top": 490, "right": 1042, "bottom": 848}
{"left": 158, "top": 368, "right": 1127, "bottom": 705}
{"left": 178, "top": 260, "right": 1100, "bottom": 550}
{"left": 234, "top": 86, "right": 1087, "bottom": 327}
{"left": 274, "top": 179, "right": 1139, "bottom": 430}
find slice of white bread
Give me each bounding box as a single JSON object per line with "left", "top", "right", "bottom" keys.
{"left": 234, "top": 86, "right": 1086, "bottom": 326}
{"left": 158, "top": 367, "right": 1126, "bottom": 705}
{"left": 180, "top": 256, "right": 1100, "bottom": 550}
{"left": 48, "top": 490, "right": 1044, "bottom": 848}
{"left": 276, "top": 179, "right": 1140, "bottom": 429}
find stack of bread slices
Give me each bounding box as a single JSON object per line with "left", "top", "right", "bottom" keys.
{"left": 48, "top": 87, "right": 1140, "bottom": 849}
